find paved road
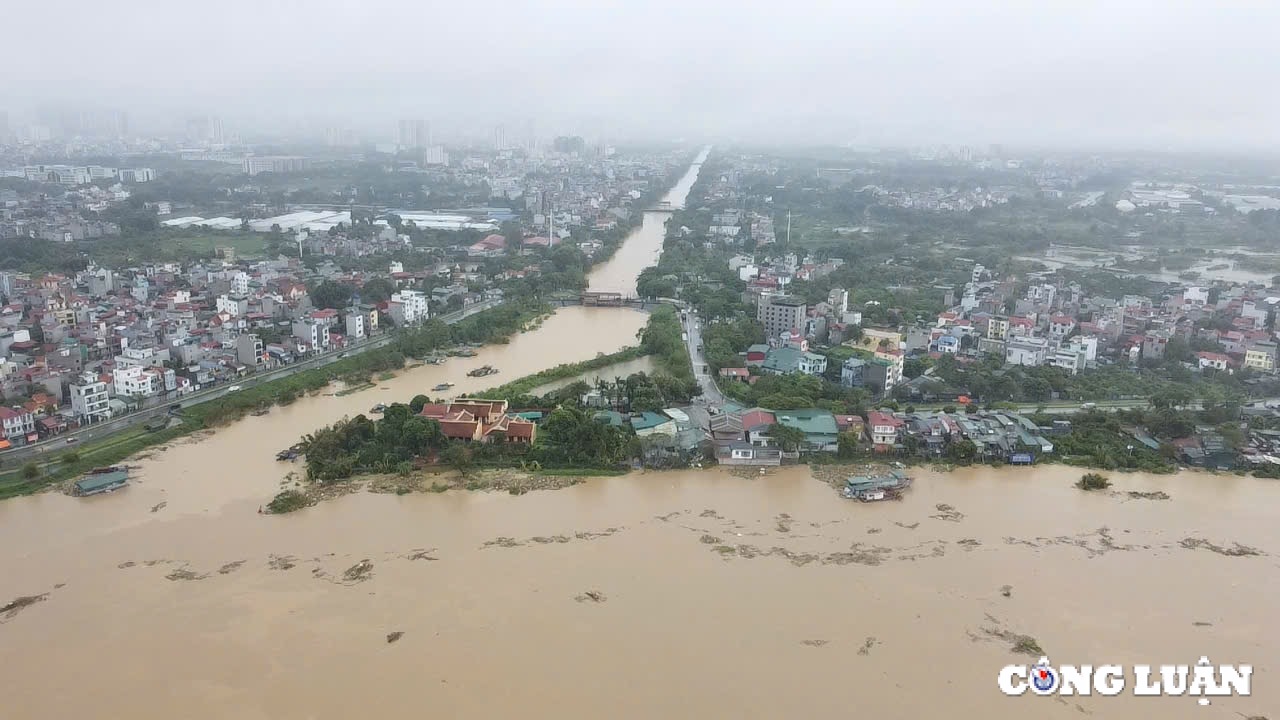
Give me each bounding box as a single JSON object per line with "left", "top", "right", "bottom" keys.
{"left": 2, "top": 299, "right": 502, "bottom": 464}
{"left": 681, "top": 310, "right": 725, "bottom": 408}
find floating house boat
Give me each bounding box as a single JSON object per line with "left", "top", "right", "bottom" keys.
{"left": 842, "top": 470, "right": 912, "bottom": 502}
{"left": 75, "top": 467, "right": 129, "bottom": 496}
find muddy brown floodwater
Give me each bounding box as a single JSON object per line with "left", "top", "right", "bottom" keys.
{"left": 1, "top": 147, "right": 1277, "bottom": 718}
{"left": 586, "top": 146, "right": 708, "bottom": 296}
{"left": 1, "top": 464, "right": 1277, "bottom": 719}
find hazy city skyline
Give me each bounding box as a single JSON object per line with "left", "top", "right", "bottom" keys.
{"left": 6, "top": 0, "right": 1279, "bottom": 151}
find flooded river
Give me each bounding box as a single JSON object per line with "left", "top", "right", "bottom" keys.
{"left": 2, "top": 147, "right": 1277, "bottom": 718}
{"left": 529, "top": 355, "right": 657, "bottom": 396}
{"left": 2, "top": 464, "right": 1276, "bottom": 719}
{"left": 586, "top": 147, "right": 709, "bottom": 296}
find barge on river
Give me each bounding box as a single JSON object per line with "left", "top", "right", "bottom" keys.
{"left": 74, "top": 467, "right": 129, "bottom": 496}
{"left": 842, "top": 470, "right": 912, "bottom": 502}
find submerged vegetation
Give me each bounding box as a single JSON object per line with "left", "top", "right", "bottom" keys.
{"left": 266, "top": 489, "right": 313, "bottom": 514}
{"left": 1076, "top": 473, "right": 1113, "bottom": 491}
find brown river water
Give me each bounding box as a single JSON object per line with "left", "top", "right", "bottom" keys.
{"left": 2, "top": 149, "right": 1279, "bottom": 719}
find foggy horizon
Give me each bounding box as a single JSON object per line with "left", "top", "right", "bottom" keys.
{"left": 7, "top": 0, "right": 1279, "bottom": 152}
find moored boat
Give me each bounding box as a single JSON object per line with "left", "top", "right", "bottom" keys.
{"left": 74, "top": 466, "right": 129, "bottom": 496}
{"left": 433, "top": 382, "right": 455, "bottom": 391}
{"left": 842, "top": 470, "right": 912, "bottom": 502}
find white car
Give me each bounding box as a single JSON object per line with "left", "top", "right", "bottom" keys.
{"left": 228, "top": 385, "right": 243, "bottom": 392}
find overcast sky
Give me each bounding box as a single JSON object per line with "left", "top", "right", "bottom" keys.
{"left": 7, "top": 0, "right": 1279, "bottom": 150}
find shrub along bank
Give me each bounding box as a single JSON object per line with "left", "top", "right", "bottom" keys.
{"left": 475, "top": 346, "right": 646, "bottom": 402}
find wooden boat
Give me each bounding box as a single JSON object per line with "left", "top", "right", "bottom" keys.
{"left": 433, "top": 383, "right": 455, "bottom": 391}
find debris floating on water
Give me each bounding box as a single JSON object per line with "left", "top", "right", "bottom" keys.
{"left": 386, "top": 631, "right": 404, "bottom": 644}
{"left": 1179, "top": 538, "right": 1263, "bottom": 557}
{"left": 342, "top": 560, "right": 375, "bottom": 583}
{"left": 858, "top": 636, "right": 879, "bottom": 656}
{"left": 1, "top": 593, "right": 49, "bottom": 621}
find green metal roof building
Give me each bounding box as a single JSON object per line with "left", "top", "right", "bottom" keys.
{"left": 774, "top": 408, "right": 839, "bottom": 451}
{"left": 74, "top": 469, "right": 129, "bottom": 496}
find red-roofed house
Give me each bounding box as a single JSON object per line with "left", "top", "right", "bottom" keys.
{"left": 310, "top": 308, "right": 339, "bottom": 326}
{"left": 1195, "top": 351, "right": 1234, "bottom": 372}
{"left": 1049, "top": 315, "right": 1076, "bottom": 338}
{"left": 0, "top": 406, "right": 37, "bottom": 446}
{"left": 868, "top": 411, "right": 904, "bottom": 453}
{"left": 719, "top": 367, "right": 749, "bottom": 382}
{"left": 834, "top": 414, "right": 865, "bottom": 440}
{"left": 1218, "top": 330, "right": 1246, "bottom": 354}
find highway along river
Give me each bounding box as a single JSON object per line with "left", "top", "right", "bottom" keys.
{"left": 1, "top": 146, "right": 1277, "bottom": 719}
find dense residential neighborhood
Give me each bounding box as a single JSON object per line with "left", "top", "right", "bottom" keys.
{"left": 0, "top": 137, "right": 688, "bottom": 449}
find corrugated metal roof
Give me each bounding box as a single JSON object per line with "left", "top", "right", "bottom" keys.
{"left": 75, "top": 469, "right": 128, "bottom": 492}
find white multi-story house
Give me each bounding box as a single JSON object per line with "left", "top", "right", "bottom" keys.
{"left": 1196, "top": 352, "right": 1233, "bottom": 373}
{"left": 1244, "top": 342, "right": 1277, "bottom": 373}
{"left": 291, "top": 320, "right": 331, "bottom": 353}
{"left": 873, "top": 349, "right": 904, "bottom": 394}
{"left": 1047, "top": 348, "right": 1087, "bottom": 375}
{"left": 232, "top": 271, "right": 250, "bottom": 296}
{"left": 0, "top": 404, "right": 35, "bottom": 443}
{"left": 1006, "top": 336, "right": 1049, "bottom": 366}
{"left": 867, "top": 411, "right": 902, "bottom": 452}
{"left": 1064, "top": 335, "right": 1099, "bottom": 368}
{"left": 115, "top": 345, "right": 168, "bottom": 369}
{"left": 112, "top": 366, "right": 174, "bottom": 398}
{"left": 216, "top": 294, "right": 247, "bottom": 317}
{"left": 345, "top": 312, "right": 366, "bottom": 341}
{"left": 1048, "top": 315, "right": 1076, "bottom": 339}
{"left": 389, "top": 289, "right": 429, "bottom": 325}
{"left": 70, "top": 373, "right": 112, "bottom": 423}
{"left": 0, "top": 407, "right": 36, "bottom": 445}
{"left": 236, "top": 333, "right": 265, "bottom": 367}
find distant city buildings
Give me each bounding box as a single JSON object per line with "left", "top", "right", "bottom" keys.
{"left": 398, "top": 117, "right": 429, "bottom": 149}
{"left": 242, "top": 156, "right": 310, "bottom": 176}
